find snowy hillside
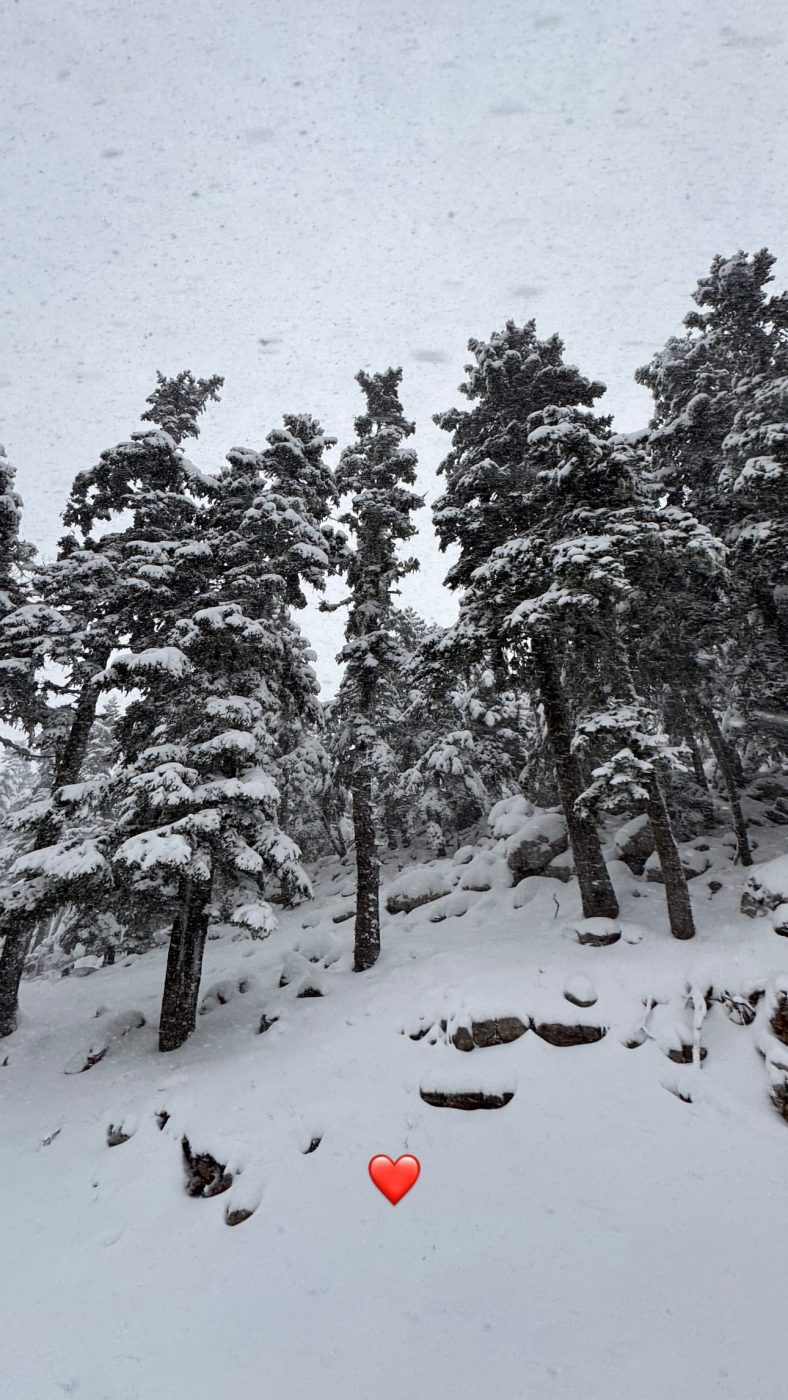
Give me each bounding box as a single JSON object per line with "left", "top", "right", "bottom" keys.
{"left": 4, "top": 795, "right": 788, "bottom": 1400}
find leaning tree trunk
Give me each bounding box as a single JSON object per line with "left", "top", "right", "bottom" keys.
{"left": 684, "top": 693, "right": 752, "bottom": 866}
{"left": 646, "top": 777, "right": 696, "bottom": 940}
{"left": 529, "top": 636, "right": 619, "bottom": 920}
{"left": 0, "top": 673, "right": 103, "bottom": 1038}
{"left": 159, "top": 877, "right": 210, "bottom": 1052}
{"left": 351, "top": 766, "right": 381, "bottom": 972}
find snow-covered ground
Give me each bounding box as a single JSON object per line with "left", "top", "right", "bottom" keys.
{"left": 4, "top": 807, "right": 788, "bottom": 1400}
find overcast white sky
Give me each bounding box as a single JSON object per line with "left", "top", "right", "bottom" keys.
{"left": 2, "top": 0, "right": 787, "bottom": 691}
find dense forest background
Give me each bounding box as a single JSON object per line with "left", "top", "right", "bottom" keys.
{"left": 1, "top": 246, "right": 787, "bottom": 1052}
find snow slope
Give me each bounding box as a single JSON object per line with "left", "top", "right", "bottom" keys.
{"left": 3, "top": 816, "right": 788, "bottom": 1400}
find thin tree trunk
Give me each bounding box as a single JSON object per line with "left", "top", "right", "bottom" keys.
{"left": 605, "top": 619, "right": 695, "bottom": 940}
{"left": 530, "top": 636, "right": 619, "bottom": 920}
{"left": 669, "top": 688, "right": 715, "bottom": 829}
{"left": 685, "top": 693, "right": 752, "bottom": 866}
{"left": 159, "top": 878, "right": 210, "bottom": 1052}
{"left": 351, "top": 767, "right": 380, "bottom": 971}
{"left": 647, "top": 777, "right": 696, "bottom": 940}
{"left": 0, "top": 674, "right": 102, "bottom": 1038}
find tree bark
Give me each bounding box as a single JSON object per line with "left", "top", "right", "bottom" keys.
{"left": 529, "top": 636, "right": 619, "bottom": 920}
{"left": 753, "top": 579, "right": 788, "bottom": 658}
{"left": 646, "top": 777, "right": 696, "bottom": 940}
{"left": 602, "top": 616, "right": 695, "bottom": 940}
{"left": 0, "top": 674, "right": 103, "bottom": 1038}
{"left": 669, "top": 687, "right": 715, "bottom": 829}
{"left": 351, "top": 767, "right": 381, "bottom": 971}
{"left": 159, "top": 877, "right": 210, "bottom": 1052}
{"left": 685, "top": 693, "right": 752, "bottom": 866}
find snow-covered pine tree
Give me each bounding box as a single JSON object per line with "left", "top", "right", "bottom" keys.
{"left": 210, "top": 415, "right": 345, "bottom": 878}
{"left": 140, "top": 369, "right": 224, "bottom": 446}
{"left": 386, "top": 615, "right": 533, "bottom": 856}
{"left": 0, "top": 375, "right": 222, "bottom": 1037}
{"left": 516, "top": 412, "right": 725, "bottom": 936}
{"left": 433, "top": 322, "right": 619, "bottom": 919}
{"left": 108, "top": 615, "right": 311, "bottom": 1052}
{"left": 719, "top": 371, "right": 788, "bottom": 703}
{"left": 0, "top": 442, "right": 38, "bottom": 737}
{"left": 104, "top": 409, "right": 343, "bottom": 1050}
{"left": 334, "top": 369, "right": 423, "bottom": 971}
{"left": 637, "top": 249, "right": 788, "bottom": 746}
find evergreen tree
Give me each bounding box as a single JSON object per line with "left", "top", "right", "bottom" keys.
{"left": 637, "top": 249, "right": 788, "bottom": 747}
{"left": 0, "top": 375, "right": 222, "bottom": 1036}
{"left": 0, "top": 442, "right": 38, "bottom": 736}
{"left": 140, "top": 370, "right": 224, "bottom": 445}
{"left": 334, "top": 369, "right": 423, "bottom": 971}
{"left": 433, "top": 322, "right": 619, "bottom": 919}
{"left": 516, "top": 414, "right": 724, "bottom": 935}
{"left": 102, "top": 408, "right": 343, "bottom": 1050}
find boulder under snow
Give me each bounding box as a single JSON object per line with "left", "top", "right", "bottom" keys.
{"left": 741, "top": 856, "right": 788, "bottom": 925}
{"left": 505, "top": 811, "right": 568, "bottom": 883}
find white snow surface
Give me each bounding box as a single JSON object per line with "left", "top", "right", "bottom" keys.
{"left": 4, "top": 823, "right": 788, "bottom": 1399}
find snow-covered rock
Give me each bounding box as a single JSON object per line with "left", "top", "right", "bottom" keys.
{"left": 645, "top": 843, "right": 712, "bottom": 883}
{"left": 505, "top": 812, "right": 568, "bottom": 882}
{"left": 612, "top": 813, "right": 654, "bottom": 874}
{"left": 70, "top": 955, "right": 103, "bottom": 977}
{"left": 487, "top": 794, "right": 535, "bottom": 840}
{"left": 574, "top": 917, "right": 621, "bottom": 947}
{"left": 564, "top": 974, "right": 597, "bottom": 1008}
{"left": 741, "top": 855, "right": 788, "bottom": 920}
{"left": 385, "top": 865, "right": 455, "bottom": 915}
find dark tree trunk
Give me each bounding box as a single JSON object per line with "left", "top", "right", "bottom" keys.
{"left": 530, "top": 636, "right": 619, "bottom": 920}
{"left": 669, "top": 688, "right": 715, "bottom": 829}
{"left": 351, "top": 767, "right": 380, "bottom": 972}
{"left": 0, "top": 932, "right": 29, "bottom": 1038}
{"left": 159, "top": 878, "right": 210, "bottom": 1052}
{"left": 0, "top": 674, "right": 102, "bottom": 1038}
{"left": 604, "top": 616, "right": 695, "bottom": 939}
{"left": 647, "top": 777, "right": 696, "bottom": 940}
{"left": 685, "top": 694, "right": 752, "bottom": 866}
{"left": 753, "top": 579, "right": 788, "bottom": 658}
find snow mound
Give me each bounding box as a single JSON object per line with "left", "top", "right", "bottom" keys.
{"left": 385, "top": 864, "right": 456, "bottom": 914}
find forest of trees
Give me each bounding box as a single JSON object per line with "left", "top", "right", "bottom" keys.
{"left": 1, "top": 248, "right": 786, "bottom": 1051}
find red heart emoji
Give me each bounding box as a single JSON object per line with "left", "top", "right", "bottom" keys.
{"left": 368, "top": 1154, "right": 420, "bottom": 1205}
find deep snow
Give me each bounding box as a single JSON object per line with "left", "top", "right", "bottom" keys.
{"left": 3, "top": 807, "right": 788, "bottom": 1400}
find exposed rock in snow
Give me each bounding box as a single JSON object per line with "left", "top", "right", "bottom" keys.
{"left": 450, "top": 1016, "right": 528, "bottom": 1051}
{"left": 544, "top": 849, "right": 574, "bottom": 883}
{"left": 505, "top": 812, "right": 568, "bottom": 882}
{"left": 563, "top": 974, "right": 597, "bottom": 1008}
{"left": 574, "top": 917, "right": 621, "bottom": 947}
{"left": 182, "top": 1137, "right": 232, "bottom": 1198}
{"left": 741, "top": 856, "right": 788, "bottom": 920}
{"left": 533, "top": 1022, "right": 607, "bottom": 1046}
{"left": 419, "top": 1088, "right": 515, "bottom": 1110}
{"left": 612, "top": 813, "right": 654, "bottom": 874}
